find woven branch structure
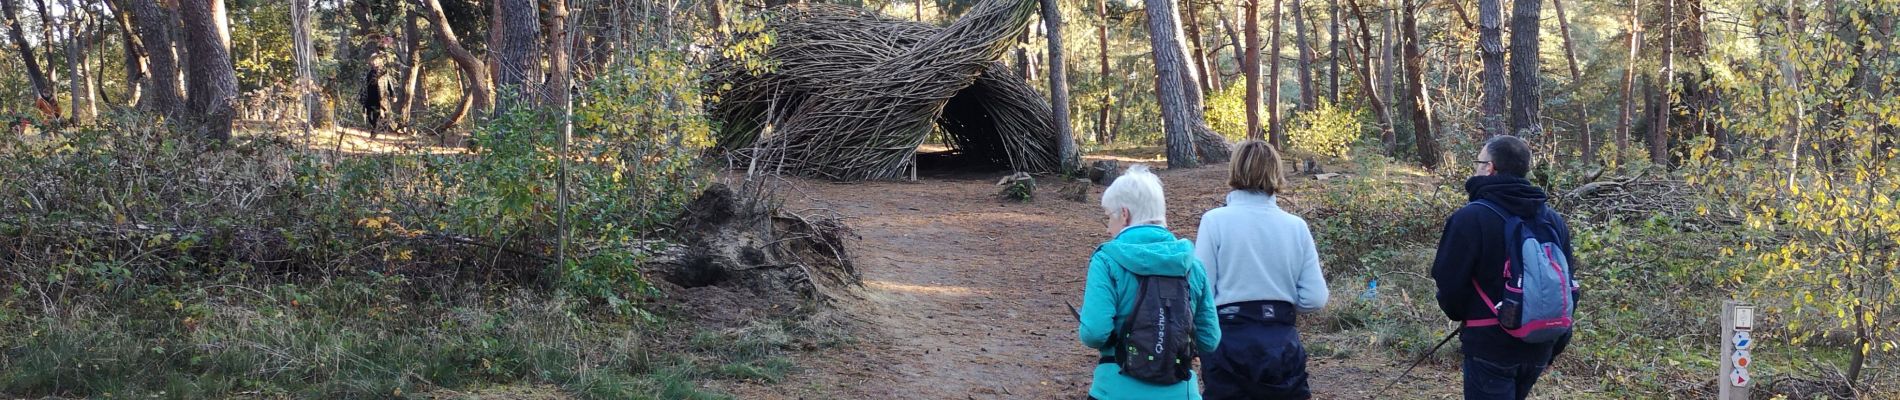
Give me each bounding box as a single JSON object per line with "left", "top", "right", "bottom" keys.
{"left": 708, "top": 0, "right": 1060, "bottom": 181}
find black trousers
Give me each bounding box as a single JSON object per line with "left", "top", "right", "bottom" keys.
{"left": 1201, "top": 301, "right": 1310, "bottom": 400}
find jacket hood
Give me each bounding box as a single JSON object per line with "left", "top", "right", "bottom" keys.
{"left": 1098, "top": 225, "right": 1195, "bottom": 277}
{"left": 1465, "top": 175, "right": 1549, "bottom": 218}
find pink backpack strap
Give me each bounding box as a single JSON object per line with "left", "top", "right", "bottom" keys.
{"left": 1465, "top": 279, "right": 1500, "bottom": 327}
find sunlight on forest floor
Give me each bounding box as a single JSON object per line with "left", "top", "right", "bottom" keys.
{"left": 244, "top": 123, "right": 468, "bottom": 155}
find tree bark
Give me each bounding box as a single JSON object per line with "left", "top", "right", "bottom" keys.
{"left": 1267, "top": 0, "right": 1283, "bottom": 148}
{"left": 1507, "top": 0, "right": 1542, "bottom": 137}
{"left": 290, "top": 0, "right": 316, "bottom": 134}
{"left": 1682, "top": 0, "right": 1727, "bottom": 160}
{"left": 3, "top": 0, "right": 58, "bottom": 118}
{"left": 393, "top": 10, "right": 423, "bottom": 128}
{"left": 1292, "top": 0, "right": 1314, "bottom": 112}
{"left": 105, "top": 0, "right": 145, "bottom": 108}
{"left": 30, "top": 0, "right": 56, "bottom": 85}
{"left": 124, "top": 0, "right": 181, "bottom": 118}
{"left": 1098, "top": 0, "right": 1113, "bottom": 144}
{"left": 1347, "top": 0, "right": 1393, "bottom": 147}
{"left": 547, "top": 0, "right": 570, "bottom": 108}
{"left": 1042, "top": 0, "right": 1077, "bottom": 171}
{"left": 177, "top": 0, "right": 235, "bottom": 142}
{"left": 1328, "top": 0, "right": 1338, "bottom": 103}
{"left": 1147, "top": 0, "right": 1219, "bottom": 168}
{"left": 1401, "top": 0, "right": 1439, "bottom": 169}
{"left": 1245, "top": 0, "right": 1262, "bottom": 140}
{"left": 1219, "top": 1, "right": 1243, "bottom": 80}
{"left": 1184, "top": 0, "right": 1212, "bottom": 94}
{"left": 493, "top": 0, "right": 541, "bottom": 113}
{"left": 1617, "top": 0, "right": 1641, "bottom": 160}
{"left": 1173, "top": 8, "right": 1206, "bottom": 113}
{"left": 1017, "top": 27, "right": 1036, "bottom": 82}
{"left": 1477, "top": 0, "right": 1505, "bottom": 137}
{"left": 1649, "top": 0, "right": 1674, "bottom": 165}
{"left": 1553, "top": 0, "right": 1592, "bottom": 162}
{"left": 1380, "top": 4, "right": 1395, "bottom": 149}
{"left": 59, "top": 0, "right": 90, "bottom": 122}
{"left": 416, "top": 0, "right": 490, "bottom": 125}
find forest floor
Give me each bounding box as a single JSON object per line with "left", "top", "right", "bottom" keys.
{"left": 710, "top": 158, "right": 1603, "bottom": 399}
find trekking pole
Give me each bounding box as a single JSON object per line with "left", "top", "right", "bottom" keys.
{"left": 1371, "top": 325, "right": 1461, "bottom": 399}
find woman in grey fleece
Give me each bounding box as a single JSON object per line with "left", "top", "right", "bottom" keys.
{"left": 1193, "top": 140, "right": 1330, "bottom": 400}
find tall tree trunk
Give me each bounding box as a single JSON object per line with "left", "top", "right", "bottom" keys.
{"left": 1477, "top": 0, "right": 1505, "bottom": 137}
{"left": 106, "top": 0, "right": 145, "bottom": 108}
{"left": 547, "top": 0, "right": 570, "bottom": 107}
{"left": 1292, "top": 0, "right": 1314, "bottom": 112}
{"left": 1778, "top": 0, "right": 1803, "bottom": 188}
{"left": 79, "top": 2, "right": 99, "bottom": 117}
{"left": 178, "top": 0, "right": 235, "bottom": 142}
{"left": 1042, "top": 0, "right": 1077, "bottom": 170}
{"left": 1682, "top": 0, "right": 1726, "bottom": 160}
{"left": 290, "top": 0, "right": 316, "bottom": 133}
{"left": 1553, "top": 0, "right": 1591, "bottom": 162}
{"left": 1097, "top": 0, "right": 1112, "bottom": 144}
{"left": 1347, "top": 0, "right": 1394, "bottom": 146}
{"left": 1184, "top": 0, "right": 1216, "bottom": 93}
{"left": 1617, "top": 0, "right": 1641, "bottom": 160}
{"left": 416, "top": 0, "right": 489, "bottom": 128}
{"left": 1648, "top": 0, "right": 1674, "bottom": 165}
{"left": 30, "top": 0, "right": 56, "bottom": 85}
{"left": 125, "top": 0, "right": 181, "bottom": 118}
{"left": 1380, "top": 4, "right": 1395, "bottom": 149}
{"left": 1147, "top": 0, "right": 1213, "bottom": 168}
{"left": 915, "top": 0, "right": 923, "bottom": 21}
{"left": 1245, "top": 0, "right": 1262, "bottom": 140}
{"left": 1401, "top": 0, "right": 1439, "bottom": 169}
{"left": 58, "top": 0, "right": 89, "bottom": 122}
{"left": 393, "top": 11, "right": 422, "bottom": 129}
{"left": 1220, "top": 2, "right": 1243, "bottom": 79}
{"left": 1017, "top": 27, "right": 1036, "bottom": 81}
{"left": 1507, "top": 0, "right": 1542, "bottom": 137}
{"left": 493, "top": 0, "right": 541, "bottom": 113}
{"left": 1267, "top": 0, "right": 1283, "bottom": 148}
{"left": 3, "top": 0, "right": 58, "bottom": 118}
{"left": 1174, "top": 9, "right": 1206, "bottom": 112}
{"left": 1328, "top": 0, "right": 1338, "bottom": 103}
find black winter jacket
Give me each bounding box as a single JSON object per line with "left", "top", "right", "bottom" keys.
{"left": 1431, "top": 175, "right": 1578, "bottom": 365}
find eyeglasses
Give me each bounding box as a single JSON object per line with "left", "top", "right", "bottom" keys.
{"left": 1473, "top": 160, "right": 1492, "bottom": 166}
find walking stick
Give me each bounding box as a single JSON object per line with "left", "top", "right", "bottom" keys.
{"left": 1372, "top": 325, "right": 1461, "bottom": 399}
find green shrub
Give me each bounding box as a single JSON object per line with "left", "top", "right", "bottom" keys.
{"left": 1285, "top": 100, "right": 1365, "bottom": 158}
{"left": 1205, "top": 83, "right": 1250, "bottom": 141}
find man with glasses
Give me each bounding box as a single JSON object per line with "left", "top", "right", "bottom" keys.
{"left": 1430, "top": 135, "right": 1579, "bottom": 400}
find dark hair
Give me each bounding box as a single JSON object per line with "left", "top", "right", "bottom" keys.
{"left": 1484, "top": 135, "right": 1533, "bottom": 177}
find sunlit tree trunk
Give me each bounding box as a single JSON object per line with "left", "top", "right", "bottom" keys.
{"left": 1042, "top": 0, "right": 1077, "bottom": 170}
{"left": 1401, "top": 0, "right": 1438, "bottom": 169}
{"left": 1508, "top": 0, "right": 1543, "bottom": 138}
{"left": 1477, "top": 0, "right": 1505, "bottom": 137}
{"left": 178, "top": 0, "right": 236, "bottom": 141}
{"left": 1616, "top": 0, "right": 1641, "bottom": 160}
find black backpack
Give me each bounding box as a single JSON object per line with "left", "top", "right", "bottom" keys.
{"left": 1115, "top": 273, "right": 1197, "bottom": 385}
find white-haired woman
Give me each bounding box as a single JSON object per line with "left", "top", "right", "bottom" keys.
{"left": 1077, "top": 165, "right": 1222, "bottom": 399}
{"left": 1194, "top": 140, "right": 1329, "bottom": 400}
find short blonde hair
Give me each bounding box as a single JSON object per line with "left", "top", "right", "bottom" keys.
{"left": 1228, "top": 140, "right": 1287, "bottom": 195}
{"left": 1100, "top": 165, "right": 1168, "bottom": 227}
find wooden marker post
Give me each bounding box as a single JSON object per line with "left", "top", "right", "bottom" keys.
{"left": 1719, "top": 301, "right": 1754, "bottom": 399}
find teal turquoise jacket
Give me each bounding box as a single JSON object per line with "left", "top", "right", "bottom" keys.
{"left": 1078, "top": 225, "right": 1222, "bottom": 400}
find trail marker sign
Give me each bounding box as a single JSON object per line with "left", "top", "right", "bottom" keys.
{"left": 1719, "top": 301, "right": 1754, "bottom": 399}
